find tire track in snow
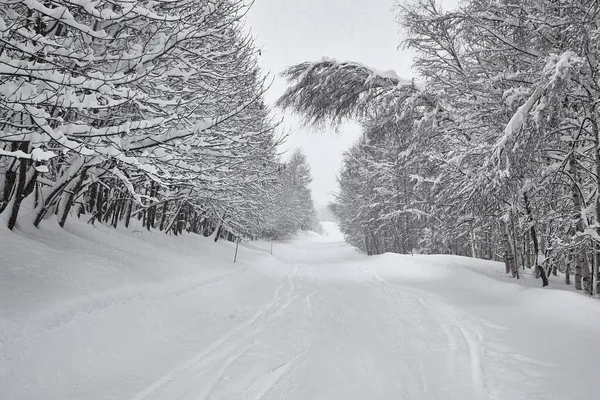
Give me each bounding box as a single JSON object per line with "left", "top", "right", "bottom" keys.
{"left": 417, "top": 295, "right": 489, "bottom": 398}
{"left": 362, "top": 265, "right": 489, "bottom": 398}
{"left": 454, "top": 323, "right": 486, "bottom": 397}
{"left": 188, "top": 343, "right": 254, "bottom": 400}
{"left": 359, "top": 266, "right": 427, "bottom": 397}
{"left": 243, "top": 349, "right": 307, "bottom": 400}
{"left": 129, "top": 265, "right": 299, "bottom": 400}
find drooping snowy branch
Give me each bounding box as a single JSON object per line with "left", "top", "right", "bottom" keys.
{"left": 277, "top": 58, "right": 425, "bottom": 127}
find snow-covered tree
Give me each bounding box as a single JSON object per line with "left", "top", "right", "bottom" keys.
{"left": 278, "top": 0, "right": 600, "bottom": 290}
{"left": 261, "top": 149, "right": 320, "bottom": 239}
{"left": 0, "top": 0, "right": 287, "bottom": 245}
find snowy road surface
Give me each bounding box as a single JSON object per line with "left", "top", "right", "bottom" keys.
{"left": 2, "top": 221, "right": 599, "bottom": 399}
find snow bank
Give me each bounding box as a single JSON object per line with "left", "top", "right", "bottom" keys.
{"left": 363, "top": 252, "right": 600, "bottom": 399}
{"left": 0, "top": 218, "right": 281, "bottom": 400}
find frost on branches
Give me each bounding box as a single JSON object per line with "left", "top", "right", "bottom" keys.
{"left": 279, "top": 0, "right": 600, "bottom": 290}
{"left": 0, "top": 0, "right": 308, "bottom": 242}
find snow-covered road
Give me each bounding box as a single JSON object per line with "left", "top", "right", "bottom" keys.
{"left": 129, "top": 253, "right": 486, "bottom": 400}
{"left": 2, "top": 221, "right": 599, "bottom": 399}
{"left": 155, "top": 265, "right": 488, "bottom": 398}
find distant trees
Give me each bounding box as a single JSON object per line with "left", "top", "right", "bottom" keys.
{"left": 261, "top": 149, "right": 320, "bottom": 239}
{"left": 0, "top": 0, "right": 315, "bottom": 242}
{"left": 279, "top": 0, "right": 600, "bottom": 290}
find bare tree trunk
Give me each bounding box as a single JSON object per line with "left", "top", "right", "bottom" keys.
{"left": 565, "top": 249, "right": 571, "bottom": 285}
{"left": 159, "top": 200, "right": 169, "bottom": 231}
{"left": 590, "top": 105, "right": 600, "bottom": 295}
{"left": 88, "top": 183, "right": 97, "bottom": 216}
{"left": 470, "top": 229, "right": 477, "bottom": 259}
{"left": 146, "top": 181, "right": 156, "bottom": 231}
{"left": 503, "top": 217, "right": 517, "bottom": 278}
{"left": 7, "top": 156, "right": 28, "bottom": 230}
{"left": 111, "top": 198, "right": 121, "bottom": 228}
{"left": 575, "top": 251, "right": 582, "bottom": 290}
{"left": 502, "top": 218, "right": 512, "bottom": 274}
{"left": 509, "top": 216, "right": 520, "bottom": 279}
{"left": 370, "top": 230, "right": 380, "bottom": 255}
{"left": 596, "top": 244, "right": 600, "bottom": 295}
{"left": 124, "top": 200, "right": 134, "bottom": 228}
{"left": 0, "top": 144, "right": 20, "bottom": 214}
{"left": 96, "top": 186, "right": 104, "bottom": 223}
{"left": 23, "top": 168, "right": 38, "bottom": 200}
{"left": 523, "top": 230, "right": 531, "bottom": 270}
{"left": 524, "top": 192, "right": 549, "bottom": 287}
{"left": 570, "top": 127, "right": 588, "bottom": 291}
{"left": 165, "top": 201, "right": 184, "bottom": 235}
{"left": 59, "top": 168, "right": 88, "bottom": 228}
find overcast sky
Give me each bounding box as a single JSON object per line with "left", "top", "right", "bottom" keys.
{"left": 245, "top": 0, "right": 418, "bottom": 208}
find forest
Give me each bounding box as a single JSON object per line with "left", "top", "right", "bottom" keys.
{"left": 278, "top": 0, "right": 600, "bottom": 291}
{"left": 0, "top": 0, "right": 319, "bottom": 241}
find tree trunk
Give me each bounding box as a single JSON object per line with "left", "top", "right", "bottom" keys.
{"left": 596, "top": 244, "right": 600, "bottom": 295}
{"left": 111, "top": 198, "right": 121, "bottom": 228}
{"left": 146, "top": 181, "right": 156, "bottom": 231}
{"left": 59, "top": 168, "right": 88, "bottom": 228}
{"left": 0, "top": 143, "right": 20, "bottom": 214}
{"left": 88, "top": 183, "right": 97, "bottom": 216}
{"left": 7, "top": 157, "right": 28, "bottom": 230}
{"left": 502, "top": 219, "right": 511, "bottom": 274}
{"left": 96, "top": 186, "right": 104, "bottom": 222}
{"left": 511, "top": 229, "right": 520, "bottom": 279}
{"left": 570, "top": 135, "right": 587, "bottom": 291}
{"left": 159, "top": 200, "right": 169, "bottom": 231}
{"left": 470, "top": 229, "right": 477, "bottom": 259}
{"left": 124, "top": 199, "right": 134, "bottom": 228}
{"left": 503, "top": 216, "right": 517, "bottom": 278}
{"left": 565, "top": 249, "right": 571, "bottom": 285}
{"left": 590, "top": 105, "right": 600, "bottom": 295}
{"left": 165, "top": 201, "right": 184, "bottom": 235}
{"left": 523, "top": 192, "right": 549, "bottom": 287}
{"left": 23, "top": 168, "right": 38, "bottom": 200}
{"left": 213, "top": 220, "right": 223, "bottom": 242}
{"left": 509, "top": 215, "right": 520, "bottom": 278}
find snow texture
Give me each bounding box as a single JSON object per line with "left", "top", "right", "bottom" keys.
{"left": 1, "top": 221, "right": 598, "bottom": 399}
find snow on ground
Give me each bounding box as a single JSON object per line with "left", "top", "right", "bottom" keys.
{"left": 1, "top": 220, "right": 599, "bottom": 399}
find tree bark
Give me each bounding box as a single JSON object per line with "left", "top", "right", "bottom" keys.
{"left": 503, "top": 216, "right": 518, "bottom": 278}
{"left": 212, "top": 211, "right": 227, "bottom": 242}
{"left": 159, "top": 200, "right": 169, "bottom": 231}
{"left": 565, "top": 249, "right": 571, "bottom": 285}
{"left": 7, "top": 157, "right": 28, "bottom": 230}
{"left": 124, "top": 199, "right": 134, "bottom": 228}
{"left": 146, "top": 181, "right": 156, "bottom": 231}
{"left": 0, "top": 144, "right": 20, "bottom": 214}
{"left": 590, "top": 105, "right": 600, "bottom": 295}
{"left": 523, "top": 192, "right": 549, "bottom": 287}
{"left": 502, "top": 219, "right": 512, "bottom": 274}
{"left": 59, "top": 168, "right": 88, "bottom": 228}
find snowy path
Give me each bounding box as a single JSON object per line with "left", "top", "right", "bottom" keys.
{"left": 125, "top": 254, "right": 477, "bottom": 400}
{"left": 2, "top": 222, "right": 600, "bottom": 399}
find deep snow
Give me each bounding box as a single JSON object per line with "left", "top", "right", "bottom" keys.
{"left": 1, "top": 220, "right": 599, "bottom": 399}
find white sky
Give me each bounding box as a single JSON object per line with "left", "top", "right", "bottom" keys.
{"left": 244, "top": 0, "right": 419, "bottom": 208}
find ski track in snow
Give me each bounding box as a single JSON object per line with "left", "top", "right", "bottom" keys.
{"left": 3, "top": 222, "right": 600, "bottom": 399}
{"left": 130, "top": 266, "right": 301, "bottom": 400}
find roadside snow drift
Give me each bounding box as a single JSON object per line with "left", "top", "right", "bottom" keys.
{"left": 1, "top": 220, "right": 598, "bottom": 399}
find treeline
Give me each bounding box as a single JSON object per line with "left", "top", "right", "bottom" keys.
{"left": 279, "top": 0, "right": 600, "bottom": 290}
{"left": 0, "top": 0, "right": 317, "bottom": 240}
